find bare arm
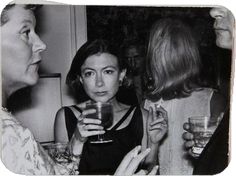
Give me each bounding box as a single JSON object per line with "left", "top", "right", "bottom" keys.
{"left": 54, "top": 107, "right": 69, "bottom": 143}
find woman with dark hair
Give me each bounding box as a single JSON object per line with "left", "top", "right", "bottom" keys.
{"left": 144, "top": 18, "right": 226, "bottom": 175}
{"left": 1, "top": 4, "right": 158, "bottom": 175}
{"left": 54, "top": 39, "right": 166, "bottom": 175}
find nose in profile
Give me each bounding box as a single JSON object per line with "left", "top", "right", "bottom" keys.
{"left": 210, "top": 7, "right": 226, "bottom": 19}
{"left": 33, "top": 34, "right": 47, "bottom": 53}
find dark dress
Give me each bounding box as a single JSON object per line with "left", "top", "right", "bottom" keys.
{"left": 63, "top": 105, "right": 143, "bottom": 175}
{"left": 193, "top": 110, "right": 229, "bottom": 175}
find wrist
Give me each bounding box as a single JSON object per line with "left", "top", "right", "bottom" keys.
{"left": 148, "top": 137, "right": 160, "bottom": 147}
{"left": 70, "top": 133, "right": 85, "bottom": 156}
{"left": 74, "top": 127, "right": 87, "bottom": 143}
{"left": 148, "top": 141, "right": 160, "bottom": 152}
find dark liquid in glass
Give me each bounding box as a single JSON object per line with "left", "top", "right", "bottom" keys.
{"left": 86, "top": 103, "right": 113, "bottom": 129}
{"left": 86, "top": 102, "right": 113, "bottom": 143}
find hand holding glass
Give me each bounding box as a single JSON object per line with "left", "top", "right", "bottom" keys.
{"left": 85, "top": 102, "right": 113, "bottom": 143}
{"left": 188, "top": 116, "right": 219, "bottom": 155}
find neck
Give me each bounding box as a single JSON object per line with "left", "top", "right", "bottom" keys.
{"left": 1, "top": 76, "right": 24, "bottom": 108}
{"left": 1, "top": 80, "right": 15, "bottom": 108}
{"left": 109, "top": 97, "right": 126, "bottom": 112}
{"left": 110, "top": 97, "right": 120, "bottom": 108}
{"left": 1, "top": 88, "right": 8, "bottom": 108}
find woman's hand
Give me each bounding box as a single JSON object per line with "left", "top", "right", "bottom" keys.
{"left": 147, "top": 106, "right": 168, "bottom": 144}
{"left": 114, "top": 146, "right": 159, "bottom": 176}
{"left": 75, "top": 103, "right": 105, "bottom": 143}
{"left": 182, "top": 122, "right": 200, "bottom": 158}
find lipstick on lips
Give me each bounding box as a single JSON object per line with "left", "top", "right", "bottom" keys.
{"left": 95, "top": 91, "right": 107, "bottom": 96}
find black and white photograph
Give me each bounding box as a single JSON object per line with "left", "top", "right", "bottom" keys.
{"left": 0, "top": 0, "right": 234, "bottom": 175}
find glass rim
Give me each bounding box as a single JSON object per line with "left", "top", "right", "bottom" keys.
{"left": 188, "top": 116, "right": 220, "bottom": 124}
{"left": 86, "top": 102, "right": 112, "bottom": 106}
{"left": 188, "top": 116, "right": 210, "bottom": 120}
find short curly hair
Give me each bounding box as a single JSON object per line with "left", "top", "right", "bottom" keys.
{"left": 1, "top": 4, "right": 42, "bottom": 26}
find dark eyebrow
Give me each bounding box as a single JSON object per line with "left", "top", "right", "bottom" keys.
{"left": 81, "top": 68, "right": 95, "bottom": 72}
{"left": 81, "top": 66, "right": 118, "bottom": 72}
{"left": 103, "top": 66, "right": 118, "bottom": 70}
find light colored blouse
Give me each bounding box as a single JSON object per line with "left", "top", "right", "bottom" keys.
{"left": 144, "top": 88, "right": 214, "bottom": 175}
{"left": 1, "top": 109, "right": 71, "bottom": 175}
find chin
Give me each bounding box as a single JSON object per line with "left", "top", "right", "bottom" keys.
{"left": 93, "top": 99, "right": 109, "bottom": 103}
{"left": 24, "top": 74, "right": 39, "bottom": 86}
{"left": 91, "top": 96, "right": 112, "bottom": 103}
{"left": 216, "top": 34, "right": 232, "bottom": 49}
{"left": 216, "top": 39, "right": 232, "bottom": 49}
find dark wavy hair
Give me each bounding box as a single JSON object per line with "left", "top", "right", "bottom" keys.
{"left": 1, "top": 4, "right": 42, "bottom": 26}
{"left": 146, "top": 18, "right": 202, "bottom": 100}
{"left": 66, "top": 39, "right": 126, "bottom": 97}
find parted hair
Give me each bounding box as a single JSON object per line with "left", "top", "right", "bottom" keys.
{"left": 66, "top": 39, "right": 125, "bottom": 93}
{"left": 146, "top": 18, "right": 202, "bottom": 100}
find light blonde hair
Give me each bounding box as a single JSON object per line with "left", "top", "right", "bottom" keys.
{"left": 146, "top": 18, "right": 202, "bottom": 100}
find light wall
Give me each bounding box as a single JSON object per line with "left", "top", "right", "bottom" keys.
{"left": 39, "top": 5, "right": 87, "bottom": 106}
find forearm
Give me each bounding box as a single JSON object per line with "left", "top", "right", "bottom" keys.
{"left": 143, "top": 142, "right": 160, "bottom": 171}
{"left": 69, "top": 128, "right": 86, "bottom": 156}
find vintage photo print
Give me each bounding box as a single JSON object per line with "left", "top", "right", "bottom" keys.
{"left": 1, "top": 0, "right": 235, "bottom": 175}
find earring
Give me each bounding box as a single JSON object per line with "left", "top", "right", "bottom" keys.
{"left": 119, "top": 79, "right": 123, "bottom": 86}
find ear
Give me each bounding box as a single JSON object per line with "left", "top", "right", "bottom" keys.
{"left": 119, "top": 69, "right": 127, "bottom": 82}
{"left": 78, "top": 75, "right": 83, "bottom": 84}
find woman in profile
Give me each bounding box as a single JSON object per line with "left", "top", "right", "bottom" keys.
{"left": 0, "top": 3, "right": 157, "bottom": 175}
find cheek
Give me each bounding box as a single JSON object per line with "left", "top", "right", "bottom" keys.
{"left": 2, "top": 38, "right": 32, "bottom": 65}
{"left": 107, "top": 76, "right": 119, "bottom": 91}
{"left": 82, "top": 79, "right": 94, "bottom": 93}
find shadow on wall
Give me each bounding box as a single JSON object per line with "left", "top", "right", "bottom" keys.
{"left": 7, "top": 74, "right": 62, "bottom": 143}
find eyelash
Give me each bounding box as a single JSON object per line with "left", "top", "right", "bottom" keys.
{"left": 24, "top": 29, "right": 30, "bottom": 36}
{"left": 84, "top": 71, "right": 94, "bottom": 77}
{"left": 83, "top": 70, "right": 115, "bottom": 78}
{"left": 20, "top": 28, "right": 31, "bottom": 40}
{"left": 104, "top": 70, "right": 114, "bottom": 74}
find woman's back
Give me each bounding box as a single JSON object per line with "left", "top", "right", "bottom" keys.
{"left": 144, "top": 88, "right": 214, "bottom": 174}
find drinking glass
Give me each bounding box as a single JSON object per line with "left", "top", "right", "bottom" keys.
{"left": 188, "top": 116, "right": 220, "bottom": 155}
{"left": 43, "top": 142, "right": 79, "bottom": 174}
{"left": 85, "top": 102, "right": 113, "bottom": 143}
{"left": 44, "top": 143, "right": 71, "bottom": 164}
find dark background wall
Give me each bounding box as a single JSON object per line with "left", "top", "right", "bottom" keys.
{"left": 86, "top": 6, "right": 232, "bottom": 101}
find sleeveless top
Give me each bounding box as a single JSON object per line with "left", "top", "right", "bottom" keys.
{"left": 63, "top": 105, "right": 143, "bottom": 175}
{"left": 64, "top": 105, "right": 82, "bottom": 140}
{"left": 144, "top": 88, "right": 214, "bottom": 175}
